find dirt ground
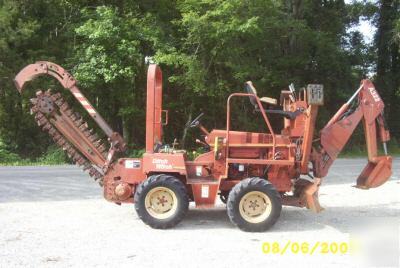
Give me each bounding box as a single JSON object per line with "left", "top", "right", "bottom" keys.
{"left": 0, "top": 158, "right": 399, "bottom": 267}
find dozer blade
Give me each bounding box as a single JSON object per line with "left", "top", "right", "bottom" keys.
{"left": 302, "top": 178, "right": 324, "bottom": 213}
{"left": 299, "top": 178, "right": 324, "bottom": 213}
{"left": 356, "top": 156, "right": 392, "bottom": 189}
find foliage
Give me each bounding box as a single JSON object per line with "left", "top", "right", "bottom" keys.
{"left": 0, "top": 139, "right": 20, "bottom": 163}
{"left": 0, "top": 0, "right": 399, "bottom": 164}
{"left": 36, "top": 145, "right": 69, "bottom": 165}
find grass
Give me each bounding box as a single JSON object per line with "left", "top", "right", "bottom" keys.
{"left": 1, "top": 143, "right": 398, "bottom": 166}
{"left": 0, "top": 145, "right": 68, "bottom": 166}
{"left": 340, "top": 139, "right": 400, "bottom": 158}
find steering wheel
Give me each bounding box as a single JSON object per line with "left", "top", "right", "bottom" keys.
{"left": 187, "top": 112, "right": 204, "bottom": 128}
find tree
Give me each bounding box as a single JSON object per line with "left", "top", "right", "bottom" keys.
{"left": 374, "top": 0, "right": 400, "bottom": 140}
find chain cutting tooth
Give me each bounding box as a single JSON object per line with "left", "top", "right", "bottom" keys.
{"left": 30, "top": 106, "right": 39, "bottom": 114}
{"left": 79, "top": 122, "right": 88, "bottom": 131}
{"left": 63, "top": 143, "right": 72, "bottom": 151}
{"left": 35, "top": 112, "right": 44, "bottom": 119}
{"left": 52, "top": 133, "right": 62, "bottom": 141}
{"left": 45, "top": 89, "right": 52, "bottom": 96}
{"left": 56, "top": 138, "right": 66, "bottom": 147}
{"left": 42, "top": 123, "right": 52, "bottom": 131}
{"left": 48, "top": 128, "right": 57, "bottom": 136}
{"left": 55, "top": 99, "right": 64, "bottom": 106}
{"left": 31, "top": 89, "right": 104, "bottom": 185}
{"left": 83, "top": 129, "right": 93, "bottom": 137}
{"left": 50, "top": 93, "right": 61, "bottom": 101}
{"left": 37, "top": 117, "right": 47, "bottom": 126}
{"left": 64, "top": 109, "right": 73, "bottom": 116}
{"left": 83, "top": 163, "right": 91, "bottom": 171}
{"left": 89, "top": 168, "right": 97, "bottom": 177}
{"left": 60, "top": 103, "right": 69, "bottom": 111}
{"left": 30, "top": 98, "right": 38, "bottom": 105}
{"left": 74, "top": 118, "right": 83, "bottom": 127}
{"left": 98, "top": 144, "right": 106, "bottom": 152}
{"left": 88, "top": 134, "right": 98, "bottom": 142}
{"left": 69, "top": 113, "right": 77, "bottom": 121}
{"left": 93, "top": 140, "right": 102, "bottom": 147}
{"left": 35, "top": 90, "right": 44, "bottom": 97}
{"left": 67, "top": 147, "right": 76, "bottom": 155}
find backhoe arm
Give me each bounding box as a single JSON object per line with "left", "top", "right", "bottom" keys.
{"left": 313, "top": 79, "right": 392, "bottom": 188}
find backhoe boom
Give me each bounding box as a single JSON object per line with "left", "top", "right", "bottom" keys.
{"left": 313, "top": 79, "right": 392, "bottom": 188}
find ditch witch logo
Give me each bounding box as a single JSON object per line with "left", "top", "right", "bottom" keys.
{"left": 152, "top": 158, "right": 172, "bottom": 169}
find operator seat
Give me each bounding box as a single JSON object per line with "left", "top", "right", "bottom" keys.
{"left": 245, "top": 81, "right": 301, "bottom": 120}
{"left": 246, "top": 81, "right": 278, "bottom": 106}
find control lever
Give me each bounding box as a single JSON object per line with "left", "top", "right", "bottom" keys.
{"left": 289, "top": 83, "right": 296, "bottom": 102}
{"left": 187, "top": 112, "right": 204, "bottom": 128}
{"left": 196, "top": 138, "right": 210, "bottom": 150}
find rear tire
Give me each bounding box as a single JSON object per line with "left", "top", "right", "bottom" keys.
{"left": 227, "top": 177, "right": 282, "bottom": 232}
{"left": 134, "top": 174, "right": 189, "bottom": 229}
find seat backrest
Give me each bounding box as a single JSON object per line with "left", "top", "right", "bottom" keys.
{"left": 245, "top": 81, "right": 258, "bottom": 108}
{"left": 245, "top": 81, "right": 277, "bottom": 106}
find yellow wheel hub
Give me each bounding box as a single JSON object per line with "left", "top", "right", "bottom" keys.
{"left": 145, "top": 187, "right": 178, "bottom": 219}
{"left": 239, "top": 191, "right": 272, "bottom": 223}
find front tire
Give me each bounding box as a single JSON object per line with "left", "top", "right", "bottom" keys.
{"left": 134, "top": 174, "right": 189, "bottom": 229}
{"left": 219, "top": 190, "right": 229, "bottom": 204}
{"left": 227, "top": 177, "right": 282, "bottom": 232}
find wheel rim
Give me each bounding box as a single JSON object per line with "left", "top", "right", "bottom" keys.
{"left": 145, "top": 187, "right": 178, "bottom": 219}
{"left": 239, "top": 191, "right": 272, "bottom": 223}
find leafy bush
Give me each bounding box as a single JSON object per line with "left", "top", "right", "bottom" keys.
{"left": 126, "top": 148, "right": 145, "bottom": 158}
{"left": 36, "top": 145, "right": 68, "bottom": 165}
{"left": 0, "top": 139, "right": 21, "bottom": 163}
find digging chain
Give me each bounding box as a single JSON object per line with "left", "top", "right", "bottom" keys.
{"left": 30, "top": 89, "right": 106, "bottom": 185}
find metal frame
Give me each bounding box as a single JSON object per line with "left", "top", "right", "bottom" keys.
{"left": 14, "top": 61, "right": 126, "bottom": 152}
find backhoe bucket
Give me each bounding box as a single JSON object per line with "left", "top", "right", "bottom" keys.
{"left": 356, "top": 156, "right": 392, "bottom": 189}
